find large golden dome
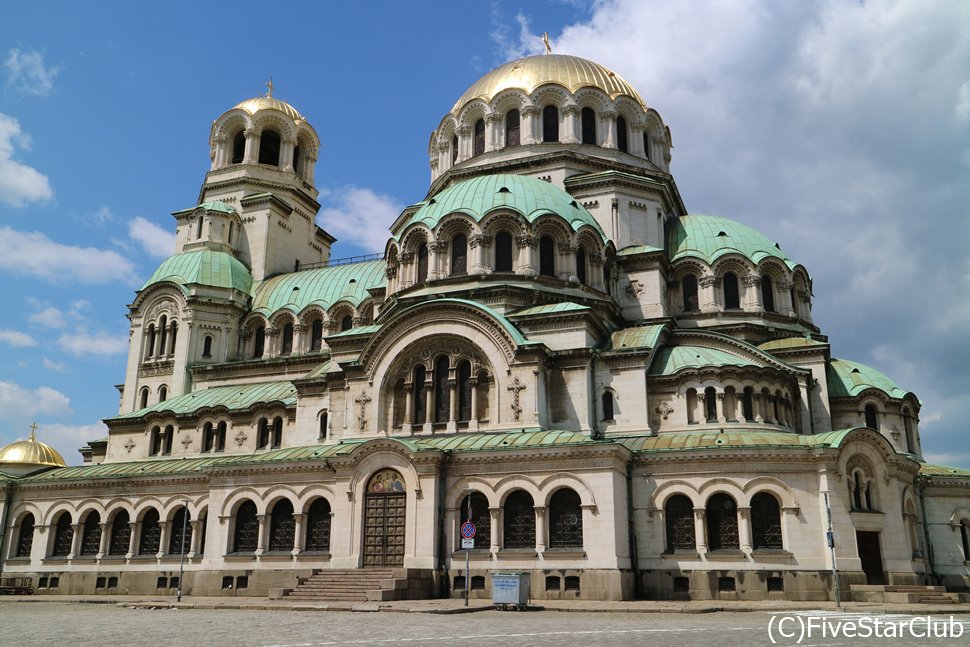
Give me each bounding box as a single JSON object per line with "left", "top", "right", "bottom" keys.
{"left": 232, "top": 96, "right": 305, "bottom": 122}
{"left": 452, "top": 54, "right": 646, "bottom": 113}
{"left": 0, "top": 429, "right": 66, "bottom": 470}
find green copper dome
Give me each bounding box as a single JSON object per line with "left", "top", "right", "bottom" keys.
{"left": 827, "top": 358, "right": 909, "bottom": 399}
{"left": 251, "top": 259, "right": 386, "bottom": 316}
{"left": 142, "top": 249, "right": 253, "bottom": 295}
{"left": 670, "top": 214, "right": 795, "bottom": 269}
{"left": 402, "top": 174, "right": 606, "bottom": 240}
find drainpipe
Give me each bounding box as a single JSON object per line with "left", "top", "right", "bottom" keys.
{"left": 626, "top": 460, "right": 641, "bottom": 598}
{"left": 435, "top": 450, "right": 452, "bottom": 598}
{"left": 589, "top": 352, "right": 600, "bottom": 440}
{"left": 915, "top": 475, "right": 940, "bottom": 585}
{"left": 0, "top": 483, "right": 14, "bottom": 577}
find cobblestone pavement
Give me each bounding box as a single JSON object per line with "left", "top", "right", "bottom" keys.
{"left": 3, "top": 602, "right": 970, "bottom": 646}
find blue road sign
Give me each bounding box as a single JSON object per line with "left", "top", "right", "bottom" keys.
{"left": 460, "top": 521, "right": 477, "bottom": 539}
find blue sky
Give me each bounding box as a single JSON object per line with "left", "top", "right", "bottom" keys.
{"left": 2, "top": 1, "right": 969, "bottom": 468}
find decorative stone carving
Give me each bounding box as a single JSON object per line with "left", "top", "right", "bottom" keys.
{"left": 656, "top": 400, "right": 674, "bottom": 420}
{"left": 181, "top": 434, "right": 193, "bottom": 449}
{"left": 234, "top": 430, "right": 248, "bottom": 446}
{"left": 507, "top": 377, "right": 526, "bottom": 421}
{"left": 123, "top": 438, "right": 135, "bottom": 453}
{"left": 355, "top": 391, "right": 372, "bottom": 433}
{"left": 626, "top": 280, "right": 644, "bottom": 298}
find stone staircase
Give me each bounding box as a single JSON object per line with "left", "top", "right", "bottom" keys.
{"left": 849, "top": 584, "right": 966, "bottom": 604}
{"left": 282, "top": 569, "right": 401, "bottom": 602}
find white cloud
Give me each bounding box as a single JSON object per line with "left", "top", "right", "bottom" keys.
{"left": 0, "top": 329, "right": 37, "bottom": 347}
{"left": 4, "top": 49, "right": 59, "bottom": 98}
{"left": 27, "top": 306, "right": 66, "bottom": 329}
{"left": 0, "top": 226, "right": 136, "bottom": 284}
{"left": 0, "top": 113, "right": 53, "bottom": 206}
{"left": 41, "top": 357, "right": 65, "bottom": 372}
{"left": 128, "top": 216, "right": 176, "bottom": 258}
{"left": 56, "top": 331, "right": 128, "bottom": 357}
{"left": 317, "top": 186, "right": 403, "bottom": 254}
{"left": 0, "top": 380, "right": 72, "bottom": 420}
{"left": 22, "top": 422, "right": 107, "bottom": 467}
{"left": 92, "top": 205, "right": 116, "bottom": 225}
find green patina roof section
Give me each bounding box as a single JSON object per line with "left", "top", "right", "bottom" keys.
{"left": 327, "top": 324, "right": 382, "bottom": 339}
{"left": 109, "top": 381, "right": 297, "bottom": 421}
{"left": 402, "top": 429, "right": 596, "bottom": 453}
{"left": 670, "top": 214, "right": 795, "bottom": 269}
{"left": 251, "top": 259, "right": 386, "bottom": 315}
{"left": 142, "top": 250, "right": 253, "bottom": 294}
{"left": 617, "top": 244, "right": 663, "bottom": 256}
{"left": 402, "top": 174, "right": 606, "bottom": 240}
{"left": 301, "top": 360, "right": 337, "bottom": 380}
{"left": 394, "top": 298, "right": 532, "bottom": 346}
{"left": 509, "top": 302, "right": 589, "bottom": 317}
{"left": 759, "top": 337, "right": 826, "bottom": 352}
{"left": 198, "top": 200, "right": 237, "bottom": 214}
{"left": 827, "top": 358, "right": 908, "bottom": 399}
{"left": 619, "top": 429, "right": 859, "bottom": 453}
{"left": 649, "top": 345, "right": 755, "bottom": 375}
{"left": 919, "top": 463, "right": 970, "bottom": 478}
{"left": 610, "top": 325, "right": 665, "bottom": 351}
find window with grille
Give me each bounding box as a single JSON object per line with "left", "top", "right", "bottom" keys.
{"left": 52, "top": 513, "right": 73, "bottom": 556}
{"left": 451, "top": 234, "right": 467, "bottom": 275}
{"left": 413, "top": 365, "right": 427, "bottom": 424}
{"left": 751, "top": 493, "right": 783, "bottom": 549}
{"left": 706, "top": 494, "right": 739, "bottom": 550}
{"left": 268, "top": 499, "right": 295, "bottom": 552}
{"left": 233, "top": 501, "right": 258, "bottom": 552}
{"left": 108, "top": 510, "right": 130, "bottom": 555}
{"left": 665, "top": 495, "right": 695, "bottom": 551}
{"left": 434, "top": 356, "right": 450, "bottom": 423}
{"left": 459, "top": 492, "right": 490, "bottom": 549}
{"left": 457, "top": 361, "right": 472, "bottom": 422}
{"left": 16, "top": 513, "right": 34, "bottom": 557}
{"left": 305, "top": 498, "right": 332, "bottom": 552}
{"left": 503, "top": 491, "right": 535, "bottom": 549}
{"left": 138, "top": 509, "right": 161, "bottom": 555}
{"left": 549, "top": 489, "right": 583, "bottom": 549}
{"left": 79, "top": 512, "right": 101, "bottom": 555}
{"left": 168, "top": 507, "right": 190, "bottom": 555}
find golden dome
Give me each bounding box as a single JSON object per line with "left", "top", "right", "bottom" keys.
{"left": 0, "top": 429, "right": 66, "bottom": 469}
{"left": 452, "top": 54, "right": 646, "bottom": 114}
{"left": 232, "top": 96, "right": 305, "bottom": 122}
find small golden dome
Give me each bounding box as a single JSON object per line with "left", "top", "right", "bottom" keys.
{"left": 232, "top": 96, "right": 305, "bottom": 122}
{"left": 452, "top": 54, "right": 646, "bottom": 114}
{"left": 0, "top": 428, "right": 66, "bottom": 469}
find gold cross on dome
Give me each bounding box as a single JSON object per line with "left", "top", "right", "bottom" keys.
{"left": 29, "top": 421, "right": 39, "bottom": 441}
{"left": 542, "top": 32, "right": 552, "bottom": 54}
{"left": 266, "top": 76, "right": 274, "bottom": 98}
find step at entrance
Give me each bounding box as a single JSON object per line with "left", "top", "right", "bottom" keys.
{"left": 282, "top": 569, "right": 401, "bottom": 602}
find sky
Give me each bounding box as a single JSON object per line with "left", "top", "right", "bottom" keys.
{"left": 1, "top": 0, "right": 968, "bottom": 468}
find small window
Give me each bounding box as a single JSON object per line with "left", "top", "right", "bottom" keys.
{"left": 451, "top": 135, "right": 458, "bottom": 164}
{"left": 258, "top": 129, "right": 281, "bottom": 166}
{"left": 107, "top": 576, "right": 118, "bottom": 589}
{"left": 576, "top": 247, "right": 587, "bottom": 285}
{"left": 471, "top": 576, "right": 485, "bottom": 590}
{"left": 542, "top": 105, "right": 559, "bottom": 143}
{"left": 157, "top": 576, "right": 168, "bottom": 589}
{"left": 767, "top": 576, "right": 784, "bottom": 592}
{"left": 643, "top": 132, "right": 651, "bottom": 161}
{"left": 682, "top": 275, "right": 698, "bottom": 311}
{"left": 545, "top": 576, "right": 561, "bottom": 591}
{"left": 196, "top": 216, "right": 203, "bottom": 239}
{"left": 140, "top": 388, "right": 149, "bottom": 409}
{"left": 417, "top": 245, "right": 429, "bottom": 283}
{"left": 310, "top": 319, "right": 324, "bottom": 351}
{"left": 505, "top": 110, "right": 520, "bottom": 147}
{"left": 253, "top": 326, "right": 265, "bottom": 358}
{"left": 473, "top": 119, "right": 485, "bottom": 157}
{"left": 581, "top": 107, "right": 596, "bottom": 145}
{"left": 257, "top": 418, "right": 270, "bottom": 449}
{"left": 319, "top": 410, "right": 329, "bottom": 439}
{"left": 564, "top": 576, "right": 580, "bottom": 592}
{"left": 281, "top": 323, "right": 294, "bottom": 356}
{"left": 539, "top": 235, "right": 555, "bottom": 277}
{"left": 235, "top": 576, "right": 248, "bottom": 589}
{"left": 451, "top": 234, "right": 467, "bottom": 275}
{"left": 673, "top": 576, "right": 689, "bottom": 593}
{"left": 601, "top": 391, "right": 615, "bottom": 421}
{"left": 158, "top": 386, "right": 167, "bottom": 403}
{"left": 705, "top": 387, "right": 717, "bottom": 423}
{"left": 292, "top": 144, "right": 302, "bottom": 176}
{"left": 718, "top": 577, "right": 736, "bottom": 592}
{"left": 340, "top": 315, "right": 353, "bottom": 332}
{"left": 616, "top": 115, "right": 628, "bottom": 153}
{"left": 864, "top": 404, "right": 878, "bottom": 430}
{"left": 49, "top": 577, "right": 59, "bottom": 589}
{"left": 453, "top": 576, "right": 466, "bottom": 591}
{"left": 202, "top": 335, "right": 213, "bottom": 359}
{"left": 761, "top": 275, "right": 775, "bottom": 312}
{"left": 231, "top": 130, "right": 246, "bottom": 164}
{"left": 272, "top": 416, "right": 283, "bottom": 448}
{"left": 723, "top": 272, "right": 740, "bottom": 309}
{"left": 222, "top": 576, "right": 234, "bottom": 589}
{"left": 494, "top": 231, "right": 513, "bottom": 272}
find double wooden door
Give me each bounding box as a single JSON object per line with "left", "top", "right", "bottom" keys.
{"left": 362, "top": 493, "right": 406, "bottom": 567}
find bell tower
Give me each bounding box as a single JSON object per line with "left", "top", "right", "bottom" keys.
{"left": 186, "top": 82, "right": 334, "bottom": 281}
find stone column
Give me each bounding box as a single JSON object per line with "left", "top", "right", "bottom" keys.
{"left": 516, "top": 235, "right": 537, "bottom": 276}
{"left": 778, "top": 280, "right": 795, "bottom": 317}
{"left": 693, "top": 508, "right": 707, "bottom": 552}
{"left": 189, "top": 520, "right": 203, "bottom": 557}
{"left": 447, "top": 380, "right": 458, "bottom": 432}
{"left": 469, "top": 234, "right": 490, "bottom": 274}
{"left": 127, "top": 522, "right": 140, "bottom": 558}
{"left": 752, "top": 393, "right": 764, "bottom": 423}
{"left": 468, "top": 379, "right": 480, "bottom": 432}
{"left": 98, "top": 522, "right": 110, "bottom": 558}
{"left": 256, "top": 514, "right": 269, "bottom": 555}
{"left": 402, "top": 384, "right": 413, "bottom": 434}
{"left": 423, "top": 384, "right": 434, "bottom": 433}
{"left": 742, "top": 275, "right": 762, "bottom": 312}
{"left": 455, "top": 125, "right": 470, "bottom": 162}
{"left": 489, "top": 507, "right": 502, "bottom": 552}
{"left": 738, "top": 507, "right": 752, "bottom": 552}
{"left": 69, "top": 523, "right": 83, "bottom": 558}
{"left": 521, "top": 107, "right": 539, "bottom": 145}
{"left": 484, "top": 113, "right": 501, "bottom": 152}
{"left": 427, "top": 241, "right": 446, "bottom": 280}
{"left": 561, "top": 106, "right": 580, "bottom": 144}
{"left": 602, "top": 111, "right": 618, "bottom": 149}
{"left": 716, "top": 392, "right": 727, "bottom": 424}
{"left": 559, "top": 243, "right": 577, "bottom": 282}
{"left": 281, "top": 138, "right": 296, "bottom": 171}
{"left": 305, "top": 149, "right": 317, "bottom": 184}
{"left": 292, "top": 324, "right": 306, "bottom": 355}
{"left": 243, "top": 129, "right": 259, "bottom": 163}
{"left": 630, "top": 125, "right": 645, "bottom": 156}
{"left": 699, "top": 276, "right": 719, "bottom": 313}
{"left": 437, "top": 141, "right": 450, "bottom": 174}
{"left": 589, "top": 252, "right": 605, "bottom": 291}
{"left": 534, "top": 506, "right": 548, "bottom": 553}
{"left": 292, "top": 513, "right": 306, "bottom": 554}
{"left": 158, "top": 521, "right": 172, "bottom": 557}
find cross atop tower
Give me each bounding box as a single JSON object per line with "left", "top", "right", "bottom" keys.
{"left": 28, "top": 421, "right": 38, "bottom": 441}
{"left": 542, "top": 32, "right": 552, "bottom": 54}
{"left": 266, "top": 76, "right": 274, "bottom": 98}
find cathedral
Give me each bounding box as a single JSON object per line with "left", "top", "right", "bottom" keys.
{"left": 2, "top": 53, "right": 969, "bottom": 603}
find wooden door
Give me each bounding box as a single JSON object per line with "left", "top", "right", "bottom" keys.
{"left": 362, "top": 469, "right": 406, "bottom": 568}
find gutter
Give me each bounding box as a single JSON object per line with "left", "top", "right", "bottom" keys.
{"left": 435, "top": 450, "right": 452, "bottom": 598}
{"left": 626, "top": 459, "right": 641, "bottom": 598}
{"left": 915, "top": 475, "right": 940, "bottom": 585}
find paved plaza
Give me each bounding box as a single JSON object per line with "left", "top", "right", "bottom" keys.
{"left": 3, "top": 600, "right": 970, "bottom": 646}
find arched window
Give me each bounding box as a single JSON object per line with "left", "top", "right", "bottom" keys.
{"left": 505, "top": 110, "right": 520, "bottom": 147}
{"left": 459, "top": 492, "right": 490, "bottom": 549}
{"left": 163, "top": 424, "right": 174, "bottom": 454}
{"left": 503, "top": 490, "right": 535, "bottom": 549}
{"left": 604, "top": 262, "right": 612, "bottom": 295}
{"left": 231, "top": 130, "right": 246, "bottom": 164}
{"left": 340, "top": 315, "right": 353, "bottom": 332}
{"left": 292, "top": 143, "right": 302, "bottom": 176}
{"left": 145, "top": 324, "right": 156, "bottom": 359}
{"left": 202, "top": 422, "right": 214, "bottom": 452}
{"left": 233, "top": 501, "right": 258, "bottom": 553}
{"left": 139, "top": 388, "right": 149, "bottom": 409}
{"left": 742, "top": 387, "right": 755, "bottom": 422}
{"left": 864, "top": 404, "right": 878, "bottom": 430}
{"left": 51, "top": 512, "right": 73, "bottom": 557}
{"left": 451, "top": 234, "right": 467, "bottom": 275}
{"left": 202, "top": 335, "right": 213, "bottom": 358}
{"left": 413, "top": 364, "right": 427, "bottom": 425}
{"left": 158, "top": 315, "right": 168, "bottom": 356}
{"left": 272, "top": 416, "right": 283, "bottom": 448}
{"left": 581, "top": 107, "right": 596, "bottom": 145}
{"left": 451, "top": 135, "right": 458, "bottom": 164}
{"left": 216, "top": 421, "right": 226, "bottom": 451}
{"left": 643, "top": 132, "right": 651, "bottom": 161}
{"left": 457, "top": 360, "right": 472, "bottom": 421}
{"left": 258, "top": 129, "right": 281, "bottom": 166}
{"left": 761, "top": 275, "right": 775, "bottom": 312}
{"left": 159, "top": 386, "right": 168, "bottom": 403}
{"left": 542, "top": 105, "right": 559, "bottom": 143}
{"left": 616, "top": 115, "right": 628, "bottom": 153}
{"left": 682, "top": 275, "right": 698, "bottom": 311}
{"left": 305, "top": 498, "right": 332, "bottom": 552}
{"left": 228, "top": 222, "right": 233, "bottom": 244}
{"left": 257, "top": 418, "right": 270, "bottom": 449}
{"left": 149, "top": 426, "right": 162, "bottom": 456}
{"left": 473, "top": 118, "right": 485, "bottom": 156}
{"left": 170, "top": 321, "right": 178, "bottom": 353}
{"left": 108, "top": 510, "right": 130, "bottom": 556}
{"left": 138, "top": 509, "right": 161, "bottom": 555}
{"left": 705, "top": 387, "right": 718, "bottom": 422}
{"left": 723, "top": 272, "right": 740, "bottom": 309}
{"left": 434, "top": 355, "right": 450, "bottom": 423}
{"left": 268, "top": 499, "right": 295, "bottom": 552}
{"left": 494, "top": 231, "right": 513, "bottom": 272}
{"left": 168, "top": 507, "right": 189, "bottom": 555}
{"left": 280, "top": 323, "right": 294, "bottom": 356}
{"left": 539, "top": 235, "right": 555, "bottom": 277}
{"left": 549, "top": 489, "right": 583, "bottom": 549}
{"left": 417, "top": 245, "right": 429, "bottom": 282}
{"left": 706, "top": 493, "right": 739, "bottom": 551}
{"left": 851, "top": 473, "right": 864, "bottom": 510}
{"left": 310, "top": 319, "right": 324, "bottom": 351}
{"left": 15, "top": 513, "right": 35, "bottom": 557}
{"left": 196, "top": 216, "right": 203, "bottom": 239}
{"left": 253, "top": 326, "right": 265, "bottom": 358}
{"left": 576, "top": 247, "right": 587, "bottom": 285}
{"left": 602, "top": 391, "right": 615, "bottom": 421}
{"left": 664, "top": 494, "right": 695, "bottom": 551}
{"left": 903, "top": 412, "right": 915, "bottom": 453}
{"left": 751, "top": 492, "right": 783, "bottom": 550}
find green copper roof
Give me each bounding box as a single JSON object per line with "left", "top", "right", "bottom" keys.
{"left": 919, "top": 463, "right": 970, "bottom": 478}
{"left": 391, "top": 298, "right": 531, "bottom": 346}
{"left": 198, "top": 200, "right": 237, "bottom": 214}
{"left": 251, "top": 259, "right": 386, "bottom": 316}
{"left": 327, "top": 323, "right": 382, "bottom": 339}
{"left": 109, "top": 381, "right": 297, "bottom": 421}
{"left": 142, "top": 249, "right": 253, "bottom": 294}
{"left": 758, "top": 337, "right": 826, "bottom": 352}
{"left": 827, "top": 358, "right": 909, "bottom": 399}
{"left": 617, "top": 244, "right": 663, "bottom": 256}
{"left": 649, "top": 344, "right": 755, "bottom": 375}
{"left": 509, "top": 302, "right": 590, "bottom": 317}
{"left": 402, "top": 174, "right": 606, "bottom": 240}
{"left": 610, "top": 325, "right": 665, "bottom": 351}
{"left": 669, "top": 214, "right": 795, "bottom": 269}
{"left": 619, "top": 428, "right": 860, "bottom": 453}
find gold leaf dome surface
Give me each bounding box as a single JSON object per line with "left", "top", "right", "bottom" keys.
{"left": 232, "top": 96, "right": 305, "bottom": 122}
{"left": 0, "top": 432, "right": 67, "bottom": 468}
{"left": 452, "top": 54, "right": 646, "bottom": 114}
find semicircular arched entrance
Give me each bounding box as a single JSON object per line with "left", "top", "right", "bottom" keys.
{"left": 362, "top": 468, "right": 407, "bottom": 567}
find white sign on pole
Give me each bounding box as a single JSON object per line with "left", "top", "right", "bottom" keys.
{"left": 461, "top": 538, "right": 475, "bottom": 549}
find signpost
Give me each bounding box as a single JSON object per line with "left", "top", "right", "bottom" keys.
{"left": 460, "top": 519, "right": 476, "bottom": 607}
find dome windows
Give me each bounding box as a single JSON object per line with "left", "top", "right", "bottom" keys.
{"left": 231, "top": 130, "right": 246, "bottom": 164}
{"left": 542, "top": 105, "right": 559, "bottom": 143}
{"left": 473, "top": 119, "right": 486, "bottom": 157}
{"left": 451, "top": 234, "right": 467, "bottom": 275}
{"left": 539, "top": 235, "right": 556, "bottom": 277}
{"left": 723, "top": 272, "right": 740, "bottom": 310}
{"left": 616, "top": 115, "right": 628, "bottom": 153}
{"left": 581, "top": 107, "right": 596, "bottom": 145}
{"left": 505, "top": 110, "right": 520, "bottom": 147}
{"left": 258, "top": 129, "right": 281, "bottom": 166}
{"left": 494, "top": 231, "right": 513, "bottom": 272}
